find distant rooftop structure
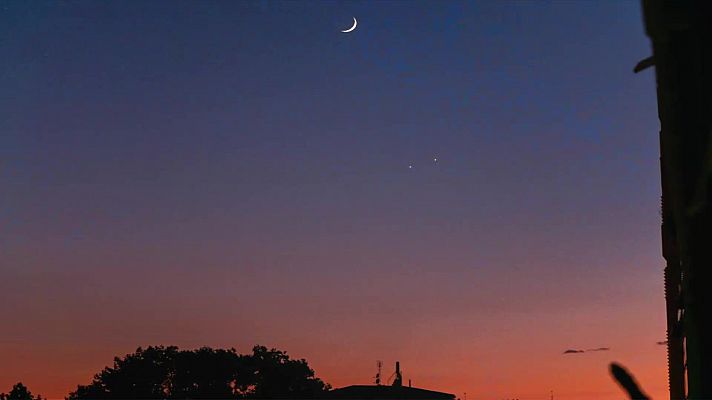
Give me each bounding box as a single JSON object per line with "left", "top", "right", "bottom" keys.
{"left": 326, "top": 361, "right": 456, "bottom": 400}
{"left": 326, "top": 385, "right": 455, "bottom": 400}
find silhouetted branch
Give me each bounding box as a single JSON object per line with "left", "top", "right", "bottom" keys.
{"left": 610, "top": 363, "right": 650, "bottom": 400}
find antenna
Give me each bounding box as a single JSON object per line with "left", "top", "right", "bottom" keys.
{"left": 375, "top": 361, "right": 382, "bottom": 385}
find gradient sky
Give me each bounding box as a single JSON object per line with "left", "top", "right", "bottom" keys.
{"left": 1, "top": 1, "right": 666, "bottom": 399}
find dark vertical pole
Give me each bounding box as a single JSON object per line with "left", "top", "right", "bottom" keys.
{"left": 662, "top": 187, "right": 685, "bottom": 400}
{"left": 642, "top": 1, "right": 712, "bottom": 398}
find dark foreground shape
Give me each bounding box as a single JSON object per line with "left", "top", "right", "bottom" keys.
{"left": 642, "top": 0, "right": 712, "bottom": 398}
{"left": 326, "top": 385, "right": 455, "bottom": 400}
{"left": 610, "top": 363, "right": 650, "bottom": 400}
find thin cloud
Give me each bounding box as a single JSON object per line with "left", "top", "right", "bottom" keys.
{"left": 563, "top": 347, "right": 610, "bottom": 355}
{"left": 563, "top": 349, "right": 585, "bottom": 354}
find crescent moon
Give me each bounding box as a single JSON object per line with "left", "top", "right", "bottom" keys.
{"left": 341, "top": 17, "right": 357, "bottom": 33}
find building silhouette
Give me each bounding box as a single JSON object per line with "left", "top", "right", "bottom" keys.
{"left": 326, "top": 362, "right": 455, "bottom": 400}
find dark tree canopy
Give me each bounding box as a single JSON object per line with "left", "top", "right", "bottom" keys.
{"left": 69, "top": 346, "right": 178, "bottom": 399}
{"left": 172, "top": 347, "right": 241, "bottom": 399}
{"left": 68, "top": 345, "right": 330, "bottom": 399}
{"left": 239, "top": 346, "right": 331, "bottom": 399}
{"left": 0, "top": 382, "right": 43, "bottom": 400}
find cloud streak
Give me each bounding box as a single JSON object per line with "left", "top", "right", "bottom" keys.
{"left": 563, "top": 347, "right": 610, "bottom": 355}
{"left": 563, "top": 349, "right": 585, "bottom": 354}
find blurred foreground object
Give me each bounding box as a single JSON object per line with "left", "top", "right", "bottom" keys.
{"left": 642, "top": 1, "right": 712, "bottom": 399}
{"left": 611, "top": 363, "right": 650, "bottom": 400}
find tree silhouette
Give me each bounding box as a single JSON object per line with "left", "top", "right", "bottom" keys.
{"left": 0, "top": 382, "right": 43, "bottom": 400}
{"left": 171, "top": 347, "right": 241, "bottom": 399}
{"left": 237, "top": 346, "right": 331, "bottom": 399}
{"left": 69, "top": 346, "right": 178, "bottom": 399}
{"left": 68, "top": 345, "right": 329, "bottom": 399}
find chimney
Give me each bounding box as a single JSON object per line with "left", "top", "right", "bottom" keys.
{"left": 392, "top": 361, "right": 403, "bottom": 387}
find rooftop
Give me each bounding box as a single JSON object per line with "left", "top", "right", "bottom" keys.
{"left": 326, "top": 384, "right": 456, "bottom": 400}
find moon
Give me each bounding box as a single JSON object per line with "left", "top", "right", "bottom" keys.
{"left": 341, "top": 17, "right": 358, "bottom": 33}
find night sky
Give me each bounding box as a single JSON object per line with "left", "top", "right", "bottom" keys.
{"left": 1, "top": 1, "right": 665, "bottom": 399}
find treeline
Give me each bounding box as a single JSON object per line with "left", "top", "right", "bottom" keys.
{"left": 0, "top": 383, "right": 43, "bottom": 400}
{"left": 3, "top": 345, "right": 330, "bottom": 399}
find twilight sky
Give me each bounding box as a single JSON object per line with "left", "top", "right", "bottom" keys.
{"left": 1, "top": 1, "right": 666, "bottom": 399}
